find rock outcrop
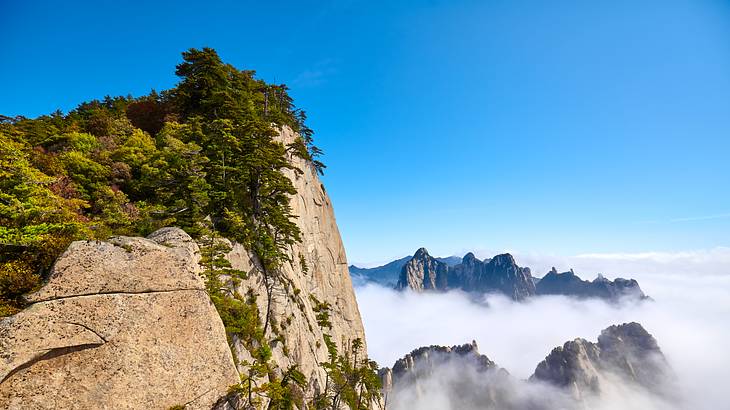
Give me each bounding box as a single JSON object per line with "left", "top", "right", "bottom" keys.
{"left": 452, "top": 253, "right": 535, "bottom": 300}
{"left": 395, "top": 249, "right": 535, "bottom": 300}
{"left": 350, "top": 255, "right": 460, "bottom": 287}
{"left": 396, "top": 248, "right": 449, "bottom": 291}
{"left": 382, "top": 323, "right": 675, "bottom": 410}
{"left": 0, "top": 227, "right": 239, "bottom": 410}
{"left": 531, "top": 322, "right": 673, "bottom": 400}
{"left": 536, "top": 268, "right": 647, "bottom": 302}
{"left": 218, "top": 126, "right": 368, "bottom": 401}
{"left": 381, "top": 342, "right": 518, "bottom": 410}
{"left": 364, "top": 250, "right": 647, "bottom": 302}
{"left": 0, "top": 126, "right": 369, "bottom": 409}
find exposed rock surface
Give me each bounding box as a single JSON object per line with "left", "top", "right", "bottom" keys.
{"left": 381, "top": 342, "right": 519, "bottom": 410}
{"left": 451, "top": 253, "right": 536, "bottom": 300}
{"left": 0, "top": 126, "right": 368, "bottom": 409}
{"left": 0, "top": 228, "right": 239, "bottom": 410}
{"left": 395, "top": 249, "right": 535, "bottom": 300}
{"left": 363, "top": 250, "right": 647, "bottom": 302}
{"left": 382, "top": 323, "right": 675, "bottom": 410}
{"left": 390, "top": 341, "right": 497, "bottom": 381}
{"left": 350, "top": 255, "right": 460, "bottom": 287}
{"left": 219, "top": 126, "right": 368, "bottom": 400}
{"left": 396, "top": 248, "right": 449, "bottom": 291}
{"left": 536, "top": 268, "right": 647, "bottom": 301}
{"left": 531, "top": 322, "right": 673, "bottom": 399}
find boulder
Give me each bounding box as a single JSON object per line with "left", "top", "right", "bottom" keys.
{"left": 0, "top": 228, "right": 239, "bottom": 410}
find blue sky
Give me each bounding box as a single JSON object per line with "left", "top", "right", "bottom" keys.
{"left": 3, "top": 0, "right": 730, "bottom": 265}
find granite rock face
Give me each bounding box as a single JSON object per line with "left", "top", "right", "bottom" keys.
{"left": 396, "top": 249, "right": 535, "bottom": 300}
{"left": 536, "top": 268, "right": 647, "bottom": 302}
{"left": 218, "top": 126, "right": 368, "bottom": 402}
{"left": 372, "top": 250, "right": 647, "bottom": 302}
{"left": 350, "top": 255, "right": 460, "bottom": 287}
{"left": 531, "top": 322, "right": 673, "bottom": 400}
{"left": 0, "top": 228, "right": 239, "bottom": 410}
{"left": 396, "top": 248, "right": 449, "bottom": 291}
{"left": 382, "top": 323, "right": 675, "bottom": 410}
{"left": 381, "top": 342, "right": 519, "bottom": 410}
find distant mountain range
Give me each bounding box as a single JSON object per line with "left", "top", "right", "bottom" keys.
{"left": 350, "top": 248, "right": 648, "bottom": 302}
{"left": 349, "top": 253, "right": 461, "bottom": 287}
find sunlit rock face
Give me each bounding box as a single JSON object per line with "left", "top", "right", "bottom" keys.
{"left": 217, "top": 126, "right": 369, "bottom": 403}
{"left": 532, "top": 322, "right": 675, "bottom": 402}
{"left": 0, "top": 228, "right": 239, "bottom": 410}
{"left": 396, "top": 248, "right": 450, "bottom": 291}
{"left": 396, "top": 249, "right": 536, "bottom": 300}
{"left": 381, "top": 323, "right": 677, "bottom": 410}
{"left": 376, "top": 249, "right": 647, "bottom": 302}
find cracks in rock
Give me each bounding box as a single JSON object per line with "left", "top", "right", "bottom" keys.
{"left": 183, "top": 386, "right": 215, "bottom": 407}
{"left": 28, "top": 288, "right": 206, "bottom": 304}
{"left": 1, "top": 343, "right": 104, "bottom": 385}
{"left": 1, "top": 322, "right": 110, "bottom": 385}
{"left": 65, "top": 321, "right": 108, "bottom": 343}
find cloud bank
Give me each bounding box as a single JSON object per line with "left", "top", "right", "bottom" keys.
{"left": 355, "top": 251, "right": 730, "bottom": 410}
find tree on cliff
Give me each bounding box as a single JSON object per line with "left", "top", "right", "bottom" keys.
{"left": 0, "top": 48, "right": 318, "bottom": 321}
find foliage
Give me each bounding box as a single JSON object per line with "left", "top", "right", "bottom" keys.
{"left": 0, "top": 47, "right": 322, "bottom": 317}
{"left": 311, "top": 298, "right": 383, "bottom": 410}
{"left": 1, "top": 47, "right": 381, "bottom": 410}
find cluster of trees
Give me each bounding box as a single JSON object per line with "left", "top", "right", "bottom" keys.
{"left": 0, "top": 47, "right": 318, "bottom": 316}
{"left": 1, "top": 47, "right": 381, "bottom": 409}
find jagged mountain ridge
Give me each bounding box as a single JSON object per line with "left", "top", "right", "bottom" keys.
{"left": 353, "top": 248, "right": 647, "bottom": 301}
{"left": 536, "top": 267, "right": 648, "bottom": 301}
{"left": 381, "top": 322, "right": 676, "bottom": 410}
{"left": 349, "top": 255, "right": 461, "bottom": 287}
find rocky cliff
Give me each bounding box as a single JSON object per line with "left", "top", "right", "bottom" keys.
{"left": 0, "top": 126, "right": 368, "bottom": 409}
{"left": 395, "top": 249, "right": 535, "bottom": 300}
{"left": 396, "top": 248, "right": 449, "bottom": 291}
{"left": 0, "top": 228, "right": 239, "bottom": 409}
{"left": 381, "top": 323, "right": 675, "bottom": 410}
{"left": 536, "top": 268, "right": 647, "bottom": 302}
{"left": 451, "top": 253, "right": 535, "bottom": 300}
{"left": 532, "top": 322, "right": 673, "bottom": 400}
{"left": 380, "top": 342, "right": 518, "bottom": 410}
{"left": 216, "top": 126, "right": 367, "bottom": 404}
{"left": 365, "top": 249, "right": 647, "bottom": 302}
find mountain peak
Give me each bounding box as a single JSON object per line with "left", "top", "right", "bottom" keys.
{"left": 462, "top": 252, "right": 478, "bottom": 263}
{"left": 490, "top": 253, "right": 517, "bottom": 266}
{"left": 413, "top": 247, "right": 431, "bottom": 258}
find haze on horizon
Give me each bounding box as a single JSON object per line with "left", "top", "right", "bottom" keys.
{"left": 3, "top": 0, "right": 730, "bottom": 264}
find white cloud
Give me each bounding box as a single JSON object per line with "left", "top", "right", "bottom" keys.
{"left": 356, "top": 262, "right": 730, "bottom": 409}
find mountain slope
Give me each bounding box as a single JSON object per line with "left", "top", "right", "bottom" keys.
{"left": 381, "top": 323, "right": 675, "bottom": 410}
{"left": 362, "top": 250, "right": 647, "bottom": 302}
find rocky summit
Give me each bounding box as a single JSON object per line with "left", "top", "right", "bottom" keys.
{"left": 395, "top": 248, "right": 536, "bottom": 300}
{"left": 396, "top": 248, "right": 450, "bottom": 291}
{"left": 382, "top": 322, "right": 675, "bottom": 410}
{"left": 535, "top": 268, "right": 647, "bottom": 302}
{"left": 380, "top": 342, "right": 518, "bottom": 410}
{"left": 532, "top": 322, "right": 674, "bottom": 400}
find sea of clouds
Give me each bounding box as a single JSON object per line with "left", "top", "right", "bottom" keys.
{"left": 354, "top": 249, "right": 730, "bottom": 410}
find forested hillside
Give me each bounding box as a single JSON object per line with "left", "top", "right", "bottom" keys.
{"left": 0, "top": 47, "right": 321, "bottom": 316}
